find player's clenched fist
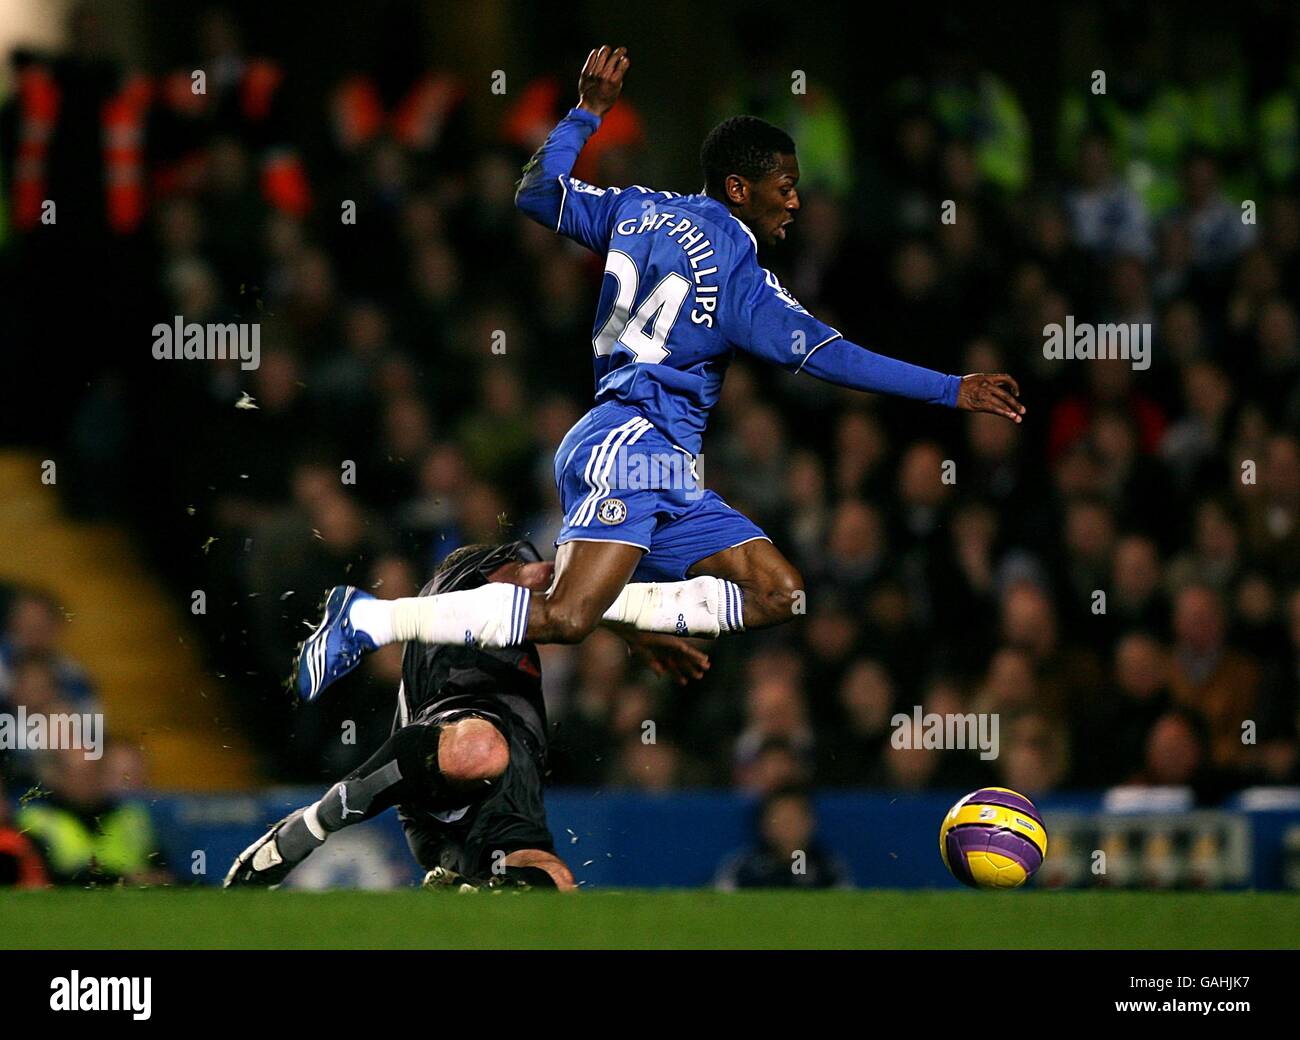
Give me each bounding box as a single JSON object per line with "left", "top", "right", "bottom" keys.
{"left": 956, "top": 373, "right": 1026, "bottom": 423}
{"left": 578, "top": 45, "right": 630, "bottom": 118}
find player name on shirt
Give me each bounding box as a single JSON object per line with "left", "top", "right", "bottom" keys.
{"left": 613, "top": 206, "right": 721, "bottom": 328}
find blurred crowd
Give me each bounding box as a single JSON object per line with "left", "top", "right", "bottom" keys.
{"left": 0, "top": 586, "right": 168, "bottom": 885}
{"left": 1, "top": 4, "right": 1298, "bottom": 814}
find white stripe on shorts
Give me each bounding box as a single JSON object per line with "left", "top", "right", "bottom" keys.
{"left": 572, "top": 417, "right": 651, "bottom": 527}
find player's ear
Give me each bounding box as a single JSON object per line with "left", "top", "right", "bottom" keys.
{"left": 724, "top": 173, "right": 748, "bottom": 206}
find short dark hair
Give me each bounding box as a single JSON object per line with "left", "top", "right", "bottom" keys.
{"left": 432, "top": 543, "right": 496, "bottom": 594}
{"left": 700, "top": 115, "right": 795, "bottom": 195}
{"left": 436, "top": 544, "right": 493, "bottom": 579}
{"left": 431, "top": 540, "right": 542, "bottom": 594}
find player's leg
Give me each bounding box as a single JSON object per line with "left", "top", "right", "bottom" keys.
{"left": 294, "top": 410, "right": 752, "bottom": 701}
{"left": 602, "top": 489, "right": 801, "bottom": 633}
{"left": 295, "top": 540, "right": 638, "bottom": 702}
{"left": 296, "top": 540, "right": 745, "bottom": 700}
{"left": 297, "top": 509, "right": 745, "bottom": 702}
{"left": 223, "top": 716, "right": 508, "bottom": 887}
{"left": 367, "top": 536, "right": 744, "bottom": 646}
{"left": 524, "top": 538, "right": 640, "bottom": 643}
{"left": 528, "top": 537, "right": 743, "bottom": 640}
{"left": 376, "top": 404, "right": 650, "bottom": 649}
{"left": 344, "top": 539, "right": 642, "bottom": 648}
{"left": 686, "top": 536, "right": 804, "bottom": 629}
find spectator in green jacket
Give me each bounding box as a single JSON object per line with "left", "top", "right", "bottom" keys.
{"left": 17, "top": 747, "right": 170, "bottom": 886}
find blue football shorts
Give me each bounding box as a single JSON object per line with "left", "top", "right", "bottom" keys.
{"left": 553, "top": 401, "right": 770, "bottom": 582}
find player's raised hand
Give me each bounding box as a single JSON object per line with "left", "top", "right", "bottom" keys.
{"left": 578, "top": 45, "right": 630, "bottom": 118}
{"left": 956, "top": 373, "right": 1025, "bottom": 424}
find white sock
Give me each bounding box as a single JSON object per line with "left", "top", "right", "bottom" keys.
{"left": 601, "top": 576, "right": 743, "bottom": 637}
{"left": 385, "top": 582, "right": 530, "bottom": 648}
{"left": 349, "top": 597, "right": 396, "bottom": 645}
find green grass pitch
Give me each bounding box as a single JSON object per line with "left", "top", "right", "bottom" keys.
{"left": 1, "top": 890, "right": 1297, "bottom": 949}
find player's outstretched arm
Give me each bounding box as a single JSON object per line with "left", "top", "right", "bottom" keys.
{"left": 797, "top": 337, "right": 1025, "bottom": 423}
{"left": 735, "top": 261, "right": 1024, "bottom": 423}
{"left": 514, "top": 45, "right": 630, "bottom": 230}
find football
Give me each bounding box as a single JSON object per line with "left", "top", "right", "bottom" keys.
{"left": 939, "top": 787, "right": 1048, "bottom": 889}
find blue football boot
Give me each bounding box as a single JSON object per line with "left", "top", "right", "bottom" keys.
{"left": 294, "top": 585, "right": 377, "bottom": 702}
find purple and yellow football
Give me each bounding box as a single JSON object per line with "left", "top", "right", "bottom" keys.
{"left": 939, "top": 787, "right": 1048, "bottom": 889}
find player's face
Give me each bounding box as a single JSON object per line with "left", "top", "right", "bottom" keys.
{"left": 745, "top": 154, "right": 801, "bottom": 245}
{"left": 487, "top": 560, "right": 555, "bottom": 592}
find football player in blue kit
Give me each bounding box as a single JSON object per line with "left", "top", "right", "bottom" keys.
{"left": 294, "top": 45, "right": 1024, "bottom": 703}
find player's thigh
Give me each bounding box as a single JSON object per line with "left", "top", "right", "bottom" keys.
{"left": 532, "top": 538, "right": 643, "bottom": 642}
{"left": 551, "top": 403, "right": 669, "bottom": 617}
{"left": 503, "top": 848, "right": 577, "bottom": 891}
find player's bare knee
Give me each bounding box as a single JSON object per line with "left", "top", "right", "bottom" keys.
{"left": 439, "top": 719, "right": 509, "bottom": 785}
{"left": 753, "top": 562, "right": 803, "bottom": 622}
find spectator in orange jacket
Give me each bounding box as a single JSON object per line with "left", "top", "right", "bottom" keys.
{"left": 1168, "top": 584, "right": 1261, "bottom": 769}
